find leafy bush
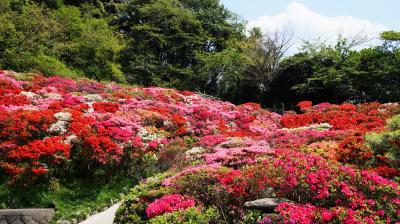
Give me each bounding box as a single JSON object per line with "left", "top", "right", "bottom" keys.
{"left": 114, "top": 172, "right": 174, "bottom": 224}
{"left": 148, "top": 207, "right": 219, "bottom": 224}
{"left": 366, "top": 114, "right": 400, "bottom": 179}
{"left": 0, "top": 1, "right": 125, "bottom": 81}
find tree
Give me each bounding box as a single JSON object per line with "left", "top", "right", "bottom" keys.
{"left": 291, "top": 34, "right": 369, "bottom": 103}
{"left": 196, "top": 40, "right": 252, "bottom": 103}
{"left": 246, "top": 27, "right": 293, "bottom": 100}
{"left": 380, "top": 31, "right": 400, "bottom": 51}
{"left": 267, "top": 32, "right": 400, "bottom": 108}
{"left": 0, "top": 0, "right": 125, "bottom": 81}
{"left": 354, "top": 32, "right": 400, "bottom": 102}
{"left": 268, "top": 53, "right": 314, "bottom": 109}
{"left": 116, "top": 0, "right": 245, "bottom": 90}
{"left": 52, "top": 6, "right": 126, "bottom": 81}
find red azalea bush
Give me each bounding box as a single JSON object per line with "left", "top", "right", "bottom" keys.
{"left": 92, "top": 102, "right": 120, "bottom": 113}
{"left": 337, "top": 134, "right": 374, "bottom": 164}
{"left": 281, "top": 101, "right": 389, "bottom": 132}
{"left": 2, "top": 137, "right": 70, "bottom": 179}
{"left": 297, "top": 101, "right": 313, "bottom": 111}
{"left": 0, "top": 110, "right": 56, "bottom": 144}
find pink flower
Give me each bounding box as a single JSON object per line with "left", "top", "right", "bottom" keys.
{"left": 339, "top": 182, "right": 352, "bottom": 196}
{"left": 321, "top": 210, "right": 334, "bottom": 221}
{"left": 145, "top": 194, "right": 195, "bottom": 218}
{"left": 147, "top": 141, "right": 159, "bottom": 150}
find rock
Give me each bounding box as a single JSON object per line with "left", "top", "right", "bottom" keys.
{"left": 0, "top": 209, "right": 54, "bottom": 224}
{"left": 244, "top": 198, "right": 293, "bottom": 212}
{"left": 56, "top": 219, "right": 71, "bottom": 224}
{"left": 71, "top": 219, "right": 77, "bottom": 224}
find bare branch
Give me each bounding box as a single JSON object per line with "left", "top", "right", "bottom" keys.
{"left": 248, "top": 25, "right": 294, "bottom": 93}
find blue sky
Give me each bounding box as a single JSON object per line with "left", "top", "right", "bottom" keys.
{"left": 221, "top": 0, "right": 399, "bottom": 30}
{"left": 220, "top": 1, "right": 399, "bottom": 51}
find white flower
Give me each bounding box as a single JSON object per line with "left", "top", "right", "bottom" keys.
{"left": 64, "top": 135, "right": 78, "bottom": 144}
{"left": 86, "top": 102, "right": 94, "bottom": 113}
{"left": 84, "top": 94, "right": 103, "bottom": 102}
{"left": 280, "top": 122, "right": 332, "bottom": 132}
{"left": 44, "top": 92, "right": 62, "bottom": 100}
{"left": 163, "top": 120, "right": 173, "bottom": 128}
{"left": 48, "top": 121, "right": 69, "bottom": 134}
{"left": 20, "top": 91, "right": 38, "bottom": 99}
{"left": 137, "top": 127, "right": 163, "bottom": 141}
{"left": 54, "top": 112, "right": 72, "bottom": 121}
{"left": 185, "top": 147, "right": 206, "bottom": 161}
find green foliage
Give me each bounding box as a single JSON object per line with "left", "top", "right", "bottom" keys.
{"left": 0, "top": 0, "right": 125, "bottom": 81}
{"left": 239, "top": 210, "right": 267, "bottom": 224}
{"left": 291, "top": 36, "right": 362, "bottom": 102}
{"left": 269, "top": 33, "right": 400, "bottom": 108}
{"left": 0, "top": 175, "right": 133, "bottom": 222}
{"left": 52, "top": 6, "right": 126, "bottom": 81}
{"left": 197, "top": 41, "right": 253, "bottom": 102}
{"left": 148, "top": 207, "right": 220, "bottom": 224}
{"left": 380, "top": 31, "right": 400, "bottom": 41}
{"left": 366, "top": 114, "right": 400, "bottom": 162}
{"left": 354, "top": 48, "right": 400, "bottom": 102}
{"left": 117, "top": 0, "right": 245, "bottom": 90}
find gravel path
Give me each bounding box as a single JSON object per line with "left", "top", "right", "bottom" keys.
{"left": 79, "top": 202, "right": 121, "bottom": 224}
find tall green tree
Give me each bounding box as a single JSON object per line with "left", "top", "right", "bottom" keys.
{"left": 196, "top": 40, "right": 252, "bottom": 103}
{"left": 353, "top": 32, "right": 400, "bottom": 102}
{"left": 290, "top": 35, "right": 368, "bottom": 103}
{"left": 116, "top": 0, "right": 245, "bottom": 90}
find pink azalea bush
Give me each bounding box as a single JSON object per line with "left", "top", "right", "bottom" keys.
{"left": 145, "top": 194, "right": 196, "bottom": 218}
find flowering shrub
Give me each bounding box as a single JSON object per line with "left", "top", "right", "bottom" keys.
{"left": 297, "top": 101, "right": 313, "bottom": 111}
{"left": 92, "top": 102, "right": 120, "bottom": 113}
{"left": 147, "top": 207, "right": 219, "bottom": 224}
{"left": 281, "top": 101, "right": 391, "bottom": 132}
{"left": 145, "top": 194, "right": 195, "bottom": 218}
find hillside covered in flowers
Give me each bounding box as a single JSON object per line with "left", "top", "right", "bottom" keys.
{"left": 1, "top": 70, "right": 400, "bottom": 223}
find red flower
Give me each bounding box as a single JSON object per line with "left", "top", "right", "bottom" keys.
{"left": 32, "top": 167, "right": 47, "bottom": 175}
{"left": 297, "top": 101, "right": 313, "bottom": 111}
{"left": 93, "top": 102, "right": 120, "bottom": 113}
{"left": 84, "top": 136, "right": 123, "bottom": 164}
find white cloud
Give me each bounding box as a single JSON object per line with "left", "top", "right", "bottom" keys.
{"left": 248, "top": 2, "right": 387, "bottom": 53}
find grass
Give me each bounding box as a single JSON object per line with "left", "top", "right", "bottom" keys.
{"left": 0, "top": 176, "right": 136, "bottom": 223}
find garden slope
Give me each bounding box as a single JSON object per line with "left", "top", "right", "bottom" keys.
{"left": 1, "top": 70, "right": 400, "bottom": 223}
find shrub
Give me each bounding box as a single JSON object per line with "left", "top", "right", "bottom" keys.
{"left": 148, "top": 207, "right": 219, "bottom": 224}
{"left": 366, "top": 114, "right": 400, "bottom": 179}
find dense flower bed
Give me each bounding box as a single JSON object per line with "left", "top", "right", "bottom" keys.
{"left": 1, "top": 70, "right": 399, "bottom": 223}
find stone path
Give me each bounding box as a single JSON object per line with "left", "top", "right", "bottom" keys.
{"left": 79, "top": 202, "right": 121, "bottom": 224}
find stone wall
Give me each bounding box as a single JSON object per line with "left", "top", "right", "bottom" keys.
{"left": 0, "top": 209, "right": 54, "bottom": 224}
